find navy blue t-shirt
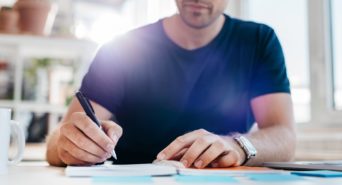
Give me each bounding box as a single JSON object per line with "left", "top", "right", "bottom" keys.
{"left": 80, "top": 15, "right": 290, "bottom": 164}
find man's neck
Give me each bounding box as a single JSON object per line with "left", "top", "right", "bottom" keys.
{"left": 163, "top": 14, "right": 225, "bottom": 50}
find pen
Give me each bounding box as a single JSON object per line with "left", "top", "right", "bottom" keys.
{"left": 75, "top": 91, "right": 117, "bottom": 160}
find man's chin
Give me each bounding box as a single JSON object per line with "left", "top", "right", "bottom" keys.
{"left": 181, "top": 15, "right": 212, "bottom": 29}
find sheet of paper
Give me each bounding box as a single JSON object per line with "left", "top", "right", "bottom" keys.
{"left": 65, "top": 163, "right": 177, "bottom": 177}
{"left": 65, "top": 160, "right": 282, "bottom": 178}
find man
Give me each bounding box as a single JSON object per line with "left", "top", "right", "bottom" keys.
{"left": 47, "top": 0, "right": 296, "bottom": 168}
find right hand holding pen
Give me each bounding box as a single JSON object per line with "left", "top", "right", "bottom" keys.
{"left": 57, "top": 112, "right": 122, "bottom": 165}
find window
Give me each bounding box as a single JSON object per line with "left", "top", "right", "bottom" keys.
{"left": 74, "top": 0, "right": 176, "bottom": 44}
{"left": 245, "top": 0, "right": 310, "bottom": 123}
{"left": 331, "top": 0, "right": 342, "bottom": 110}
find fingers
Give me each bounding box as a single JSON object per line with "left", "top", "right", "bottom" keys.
{"left": 157, "top": 129, "right": 245, "bottom": 169}
{"left": 58, "top": 148, "right": 90, "bottom": 166}
{"left": 58, "top": 112, "right": 124, "bottom": 166}
{"left": 180, "top": 135, "right": 215, "bottom": 167}
{"left": 71, "top": 112, "right": 115, "bottom": 153}
{"left": 157, "top": 129, "right": 209, "bottom": 160}
{"left": 211, "top": 151, "right": 240, "bottom": 168}
{"left": 192, "top": 140, "right": 227, "bottom": 168}
{"left": 60, "top": 123, "right": 108, "bottom": 158}
{"left": 170, "top": 148, "right": 188, "bottom": 161}
{"left": 101, "top": 120, "right": 123, "bottom": 146}
{"left": 58, "top": 135, "right": 108, "bottom": 165}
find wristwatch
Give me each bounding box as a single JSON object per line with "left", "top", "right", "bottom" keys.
{"left": 233, "top": 135, "right": 257, "bottom": 165}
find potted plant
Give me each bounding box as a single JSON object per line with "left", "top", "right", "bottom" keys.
{"left": 14, "top": 0, "right": 57, "bottom": 35}
{"left": 0, "top": 6, "right": 19, "bottom": 34}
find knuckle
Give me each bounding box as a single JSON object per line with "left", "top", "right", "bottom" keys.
{"left": 166, "top": 145, "right": 177, "bottom": 153}
{"left": 75, "top": 112, "right": 88, "bottom": 123}
{"left": 80, "top": 113, "right": 88, "bottom": 122}
{"left": 117, "top": 125, "right": 123, "bottom": 136}
{"left": 213, "top": 140, "right": 225, "bottom": 150}
{"left": 73, "top": 131, "right": 83, "bottom": 142}
{"left": 71, "top": 112, "right": 83, "bottom": 121}
{"left": 205, "top": 148, "right": 217, "bottom": 158}
{"left": 77, "top": 138, "right": 87, "bottom": 149}
{"left": 59, "top": 124, "right": 70, "bottom": 134}
{"left": 197, "top": 129, "right": 208, "bottom": 135}
{"left": 100, "top": 137, "right": 111, "bottom": 147}
{"left": 185, "top": 151, "right": 197, "bottom": 160}
{"left": 83, "top": 122, "right": 93, "bottom": 132}
{"left": 197, "top": 137, "right": 209, "bottom": 145}
{"left": 111, "top": 122, "right": 123, "bottom": 136}
{"left": 163, "top": 144, "right": 179, "bottom": 156}
{"left": 57, "top": 135, "right": 67, "bottom": 146}
{"left": 211, "top": 134, "right": 221, "bottom": 140}
{"left": 175, "top": 136, "right": 185, "bottom": 144}
{"left": 105, "top": 121, "right": 123, "bottom": 137}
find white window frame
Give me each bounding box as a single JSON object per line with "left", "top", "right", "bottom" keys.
{"left": 308, "top": 0, "right": 342, "bottom": 125}
{"left": 230, "top": 0, "right": 342, "bottom": 126}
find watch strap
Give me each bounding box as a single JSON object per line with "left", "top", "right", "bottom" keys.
{"left": 233, "top": 135, "right": 257, "bottom": 165}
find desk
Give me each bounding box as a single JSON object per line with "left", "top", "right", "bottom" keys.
{"left": 2, "top": 162, "right": 342, "bottom": 185}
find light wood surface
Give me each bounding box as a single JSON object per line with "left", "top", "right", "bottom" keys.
{"left": 9, "top": 143, "right": 46, "bottom": 162}
{"left": 4, "top": 143, "right": 342, "bottom": 185}
{"left": 2, "top": 161, "right": 342, "bottom": 185}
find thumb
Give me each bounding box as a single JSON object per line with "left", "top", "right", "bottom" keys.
{"left": 101, "top": 120, "right": 123, "bottom": 145}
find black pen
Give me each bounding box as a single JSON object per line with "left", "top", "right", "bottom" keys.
{"left": 75, "top": 91, "right": 117, "bottom": 160}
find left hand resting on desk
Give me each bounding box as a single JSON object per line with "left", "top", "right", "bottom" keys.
{"left": 157, "top": 129, "right": 246, "bottom": 169}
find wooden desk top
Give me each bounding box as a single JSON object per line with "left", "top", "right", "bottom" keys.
{"left": 2, "top": 162, "right": 342, "bottom": 185}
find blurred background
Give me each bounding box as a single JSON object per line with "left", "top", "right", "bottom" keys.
{"left": 0, "top": 0, "right": 341, "bottom": 161}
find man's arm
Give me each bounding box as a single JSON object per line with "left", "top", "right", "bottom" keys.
{"left": 157, "top": 93, "right": 296, "bottom": 168}
{"left": 243, "top": 93, "right": 296, "bottom": 165}
{"left": 46, "top": 97, "right": 122, "bottom": 167}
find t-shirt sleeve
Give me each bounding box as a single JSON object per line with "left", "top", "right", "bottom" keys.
{"left": 79, "top": 43, "right": 125, "bottom": 114}
{"left": 250, "top": 26, "right": 291, "bottom": 99}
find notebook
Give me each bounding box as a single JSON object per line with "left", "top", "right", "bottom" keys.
{"left": 65, "top": 160, "right": 276, "bottom": 177}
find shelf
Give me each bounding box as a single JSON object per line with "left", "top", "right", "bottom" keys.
{"left": 0, "top": 100, "right": 16, "bottom": 108}
{"left": 0, "top": 34, "right": 95, "bottom": 48}
{"left": 0, "top": 34, "right": 98, "bottom": 59}
{"left": 17, "top": 101, "right": 68, "bottom": 114}
{"left": 0, "top": 100, "right": 68, "bottom": 114}
{"left": 0, "top": 34, "right": 97, "bottom": 132}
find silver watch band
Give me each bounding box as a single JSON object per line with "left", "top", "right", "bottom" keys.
{"left": 233, "top": 135, "right": 257, "bottom": 165}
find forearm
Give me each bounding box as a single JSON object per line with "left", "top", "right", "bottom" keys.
{"left": 46, "top": 127, "right": 66, "bottom": 167}
{"left": 244, "top": 124, "right": 296, "bottom": 166}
